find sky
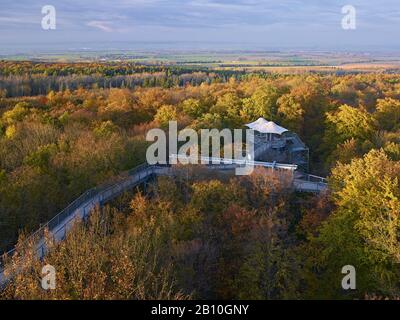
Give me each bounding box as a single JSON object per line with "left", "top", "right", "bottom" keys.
{"left": 1, "top": 0, "right": 400, "bottom": 53}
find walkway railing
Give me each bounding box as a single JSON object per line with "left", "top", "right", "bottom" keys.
{"left": 0, "top": 160, "right": 327, "bottom": 286}
{"left": 0, "top": 164, "right": 164, "bottom": 278}
{"left": 170, "top": 154, "right": 298, "bottom": 171}
{"left": 293, "top": 179, "right": 328, "bottom": 193}
{"left": 303, "top": 174, "right": 328, "bottom": 184}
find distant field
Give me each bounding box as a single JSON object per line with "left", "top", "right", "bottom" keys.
{"left": 213, "top": 62, "right": 400, "bottom": 73}
{"left": 2, "top": 50, "right": 400, "bottom": 73}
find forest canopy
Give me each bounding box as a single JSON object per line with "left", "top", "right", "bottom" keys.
{"left": 0, "top": 62, "right": 399, "bottom": 299}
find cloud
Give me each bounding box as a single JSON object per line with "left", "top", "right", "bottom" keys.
{"left": 87, "top": 20, "right": 114, "bottom": 32}
{"left": 1, "top": 0, "right": 400, "bottom": 51}
{"left": 188, "top": 0, "right": 253, "bottom": 11}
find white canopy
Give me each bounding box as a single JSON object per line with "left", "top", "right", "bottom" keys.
{"left": 245, "top": 117, "right": 289, "bottom": 135}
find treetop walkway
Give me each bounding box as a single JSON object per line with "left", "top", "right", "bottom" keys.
{"left": 0, "top": 159, "right": 327, "bottom": 286}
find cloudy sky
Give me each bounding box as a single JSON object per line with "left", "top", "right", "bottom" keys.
{"left": 1, "top": 0, "right": 400, "bottom": 52}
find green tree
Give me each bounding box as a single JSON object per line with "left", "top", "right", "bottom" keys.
{"left": 182, "top": 98, "right": 207, "bottom": 119}
{"left": 277, "top": 93, "right": 304, "bottom": 133}
{"left": 249, "top": 84, "right": 281, "bottom": 121}
{"left": 2, "top": 102, "right": 30, "bottom": 125}
{"left": 327, "top": 105, "right": 376, "bottom": 141}
{"left": 305, "top": 149, "right": 400, "bottom": 299}
{"left": 375, "top": 98, "right": 400, "bottom": 131}
{"left": 155, "top": 105, "right": 178, "bottom": 127}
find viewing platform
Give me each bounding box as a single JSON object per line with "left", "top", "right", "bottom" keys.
{"left": 246, "top": 118, "right": 310, "bottom": 172}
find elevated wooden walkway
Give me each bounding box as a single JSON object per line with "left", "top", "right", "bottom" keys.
{"left": 0, "top": 160, "right": 327, "bottom": 286}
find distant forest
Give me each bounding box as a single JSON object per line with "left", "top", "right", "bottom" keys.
{"left": 0, "top": 61, "right": 248, "bottom": 97}
{"left": 0, "top": 61, "right": 399, "bottom": 299}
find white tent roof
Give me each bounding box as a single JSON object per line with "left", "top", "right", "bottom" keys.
{"left": 245, "top": 117, "right": 289, "bottom": 135}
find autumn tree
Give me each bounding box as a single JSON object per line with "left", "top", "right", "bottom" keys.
{"left": 375, "top": 98, "right": 400, "bottom": 131}
{"left": 304, "top": 149, "right": 400, "bottom": 299}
